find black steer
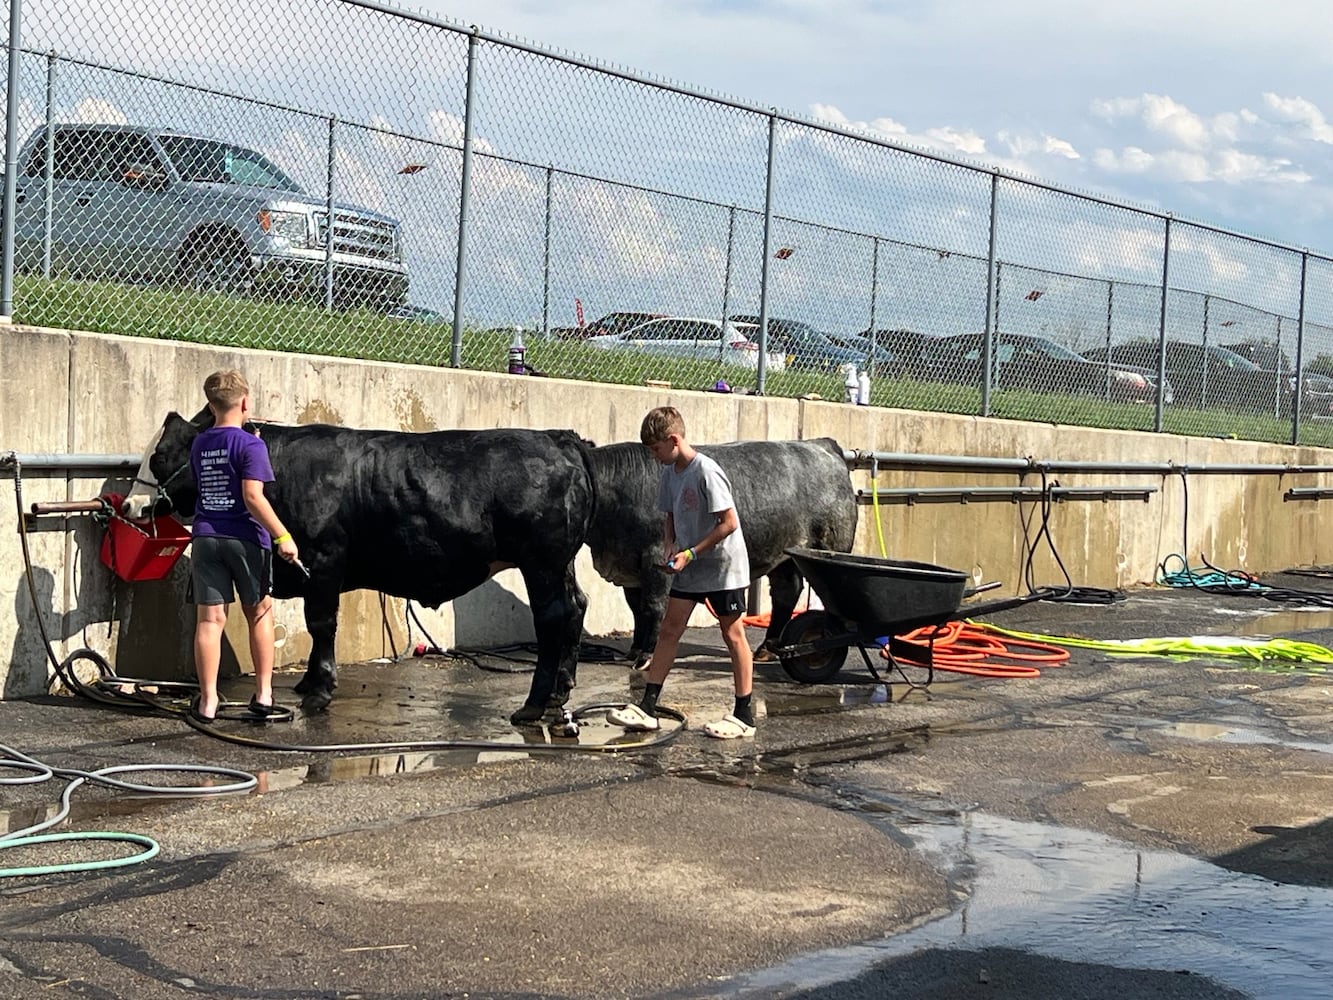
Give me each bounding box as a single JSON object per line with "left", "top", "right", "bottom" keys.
{"left": 586, "top": 438, "right": 857, "bottom": 665}
{"left": 131, "top": 409, "right": 595, "bottom": 723}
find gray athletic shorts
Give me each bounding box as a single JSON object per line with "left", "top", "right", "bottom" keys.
{"left": 191, "top": 535, "right": 272, "bottom": 607}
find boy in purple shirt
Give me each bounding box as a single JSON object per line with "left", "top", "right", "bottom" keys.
{"left": 189, "top": 370, "right": 298, "bottom": 722}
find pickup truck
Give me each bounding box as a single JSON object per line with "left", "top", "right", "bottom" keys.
{"left": 9, "top": 123, "right": 409, "bottom": 310}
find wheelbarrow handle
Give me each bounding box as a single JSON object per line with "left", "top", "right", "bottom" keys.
{"left": 962, "top": 580, "right": 1002, "bottom": 599}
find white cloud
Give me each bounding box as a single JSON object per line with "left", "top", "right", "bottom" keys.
{"left": 999, "top": 131, "right": 1081, "bottom": 161}
{"left": 1087, "top": 93, "right": 1319, "bottom": 187}
{"left": 810, "top": 103, "right": 1002, "bottom": 163}
{"left": 1261, "top": 93, "right": 1333, "bottom": 143}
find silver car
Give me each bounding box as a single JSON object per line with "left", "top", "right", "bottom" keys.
{"left": 587, "top": 317, "right": 787, "bottom": 371}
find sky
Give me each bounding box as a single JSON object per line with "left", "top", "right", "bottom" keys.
{"left": 406, "top": 0, "right": 1333, "bottom": 254}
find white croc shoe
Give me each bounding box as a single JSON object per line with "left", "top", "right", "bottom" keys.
{"left": 606, "top": 703, "right": 661, "bottom": 731}
{"left": 703, "top": 714, "right": 756, "bottom": 740}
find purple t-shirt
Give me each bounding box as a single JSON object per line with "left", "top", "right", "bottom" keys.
{"left": 190, "top": 425, "right": 275, "bottom": 547}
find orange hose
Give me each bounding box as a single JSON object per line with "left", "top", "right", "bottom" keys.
{"left": 887, "top": 621, "right": 1070, "bottom": 678}
{"left": 714, "top": 605, "right": 1067, "bottom": 678}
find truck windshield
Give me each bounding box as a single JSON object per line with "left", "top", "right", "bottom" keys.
{"left": 158, "top": 136, "right": 302, "bottom": 192}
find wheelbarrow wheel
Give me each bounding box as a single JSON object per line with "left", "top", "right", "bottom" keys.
{"left": 777, "top": 610, "right": 849, "bottom": 684}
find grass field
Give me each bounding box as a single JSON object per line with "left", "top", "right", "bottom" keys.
{"left": 14, "top": 275, "right": 1333, "bottom": 447}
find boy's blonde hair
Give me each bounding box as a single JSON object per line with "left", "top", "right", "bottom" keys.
{"left": 204, "top": 370, "right": 250, "bottom": 411}
{"left": 640, "top": 405, "right": 686, "bottom": 445}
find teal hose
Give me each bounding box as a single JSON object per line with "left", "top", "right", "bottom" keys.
{"left": 0, "top": 831, "right": 159, "bottom": 877}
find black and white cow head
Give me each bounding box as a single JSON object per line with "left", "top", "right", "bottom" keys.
{"left": 121, "top": 407, "right": 214, "bottom": 519}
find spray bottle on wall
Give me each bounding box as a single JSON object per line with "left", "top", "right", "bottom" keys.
{"left": 508, "top": 329, "right": 526, "bottom": 375}
{"left": 843, "top": 363, "right": 859, "bottom": 403}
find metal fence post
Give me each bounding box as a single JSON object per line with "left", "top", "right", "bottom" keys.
{"left": 540, "top": 164, "right": 552, "bottom": 339}
{"left": 1, "top": 0, "right": 23, "bottom": 320}
{"left": 981, "top": 171, "right": 999, "bottom": 417}
{"left": 755, "top": 111, "right": 777, "bottom": 395}
{"left": 1201, "top": 292, "right": 1210, "bottom": 409}
{"left": 450, "top": 27, "right": 480, "bottom": 369}
{"left": 1292, "top": 250, "right": 1308, "bottom": 443}
{"left": 867, "top": 236, "right": 879, "bottom": 372}
{"left": 323, "top": 115, "right": 336, "bottom": 311}
{"left": 1154, "top": 216, "right": 1172, "bottom": 433}
{"left": 719, "top": 204, "right": 735, "bottom": 365}
{"left": 1102, "top": 280, "right": 1114, "bottom": 401}
{"left": 41, "top": 49, "right": 54, "bottom": 278}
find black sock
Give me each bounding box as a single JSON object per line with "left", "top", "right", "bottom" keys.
{"left": 640, "top": 683, "right": 663, "bottom": 716}
{"left": 733, "top": 693, "right": 754, "bottom": 727}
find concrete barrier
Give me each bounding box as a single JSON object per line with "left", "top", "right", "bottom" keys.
{"left": 2, "top": 323, "right": 1331, "bottom": 699}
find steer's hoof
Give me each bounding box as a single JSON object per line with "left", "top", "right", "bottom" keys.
{"left": 295, "top": 673, "right": 337, "bottom": 696}
{"left": 628, "top": 649, "right": 650, "bottom": 671}
{"left": 300, "top": 688, "right": 334, "bottom": 713}
{"left": 547, "top": 689, "right": 570, "bottom": 709}
{"left": 509, "top": 702, "right": 546, "bottom": 726}
{"left": 753, "top": 645, "right": 777, "bottom": 663}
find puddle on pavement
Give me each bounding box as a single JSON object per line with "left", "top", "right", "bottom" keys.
{"left": 243, "top": 708, "right": 682, "bottom": 792}
{"left": 1125, "top": 719, "right": 1333, "bottom": 755}
{"left": 722, "top": 810, "right": 1332, "bottom": 1000}
{"left": 1213, "top": 606, "right": 1333, "bottom": 636}
{"left": 763, "top": 684, "right": 931, "bottom": 717}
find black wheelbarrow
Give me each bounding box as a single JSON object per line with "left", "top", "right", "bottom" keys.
{"left": 773, "top": 547, "right": 1039, "bottom": 685}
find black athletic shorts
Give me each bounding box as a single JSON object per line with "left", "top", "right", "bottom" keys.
{"left": 669, "top": 587, "right": 748, "bottom": 617}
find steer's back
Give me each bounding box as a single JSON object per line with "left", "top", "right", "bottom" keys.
{"left": 265, "top": 424, "right": 594, "bottom": 605}
{"left": 585, "top": 437, "right": 855, "bottom": 584}
{"left": 706, "top": 437, "right": 856, "bottom": 575}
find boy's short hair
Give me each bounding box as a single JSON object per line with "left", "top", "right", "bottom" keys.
{"left": 640, "top": 406, "right": 686, "bottom": 445}
{"left": 204, "top": 370, "right": 250, "bottom": 410}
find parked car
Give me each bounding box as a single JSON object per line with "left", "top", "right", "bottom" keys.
{"left": 726, "top": 314, "right": 864, "bottom": 373}
{"left": 387, "top": 303, "right": 449, "bottom": 323}
{"left": 10, "top": 123, "right": 409, "bottom": 309}
{"left": 1222, "top": 340, "right": 1333, "bottom": 416}
{"left": 1298, "top": 371, "right": 1333, "bottom": 417}
{"left": 587, "top": 317, "right": 786, "bottom": 371}
{"left": 853, "top": 328, "right": 937, "bottom": 377}
{"left": 551, "top": 311, "right": 665, "bottom": 340}
{"left": 826, "top": 332, "right": 901, "bottom": 377}
{"left": 922, "top": 332, "right": 1171, "bottom": 405}
{"left": 1082, "top": 341, "right": 1283, "bottom": 414}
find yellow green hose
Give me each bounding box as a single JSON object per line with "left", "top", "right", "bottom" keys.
{"left": 975, "top": 622, "right": 1332, "bottom": 674}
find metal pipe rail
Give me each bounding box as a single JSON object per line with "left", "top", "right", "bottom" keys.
{"left": 1, "top": 452, "right": 141, "bottom": 473}
{"left": 843, "top": 449, "right": 1333, "bottom": 477}
{"left": 856, "top": 485, "right": 1159, "bottom": 506}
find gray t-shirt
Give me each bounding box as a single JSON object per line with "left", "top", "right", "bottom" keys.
{"left": 657, "top": 452, "right": 749, "bottom": 591}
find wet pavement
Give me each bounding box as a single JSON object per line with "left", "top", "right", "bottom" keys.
{"left": 1, "top": 576, "right": 1331, "bottom": 999}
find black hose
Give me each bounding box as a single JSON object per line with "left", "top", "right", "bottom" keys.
{"left": 1018, "top": 469, "right": 1125, "bottom": 606}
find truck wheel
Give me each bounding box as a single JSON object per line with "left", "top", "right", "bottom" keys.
{"left": 777, "top": 610, "right": 850, "bottom": 684}
{"left": 185, "top": 242, "right": 252, "bottom": 296}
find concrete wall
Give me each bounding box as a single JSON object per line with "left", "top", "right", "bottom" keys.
{"left": 2, "top": 323, "right": 1332, "bottom": 699}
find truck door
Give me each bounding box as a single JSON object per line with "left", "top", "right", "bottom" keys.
{"left": 91, "top": 131, "right": 176, "bottom": 279}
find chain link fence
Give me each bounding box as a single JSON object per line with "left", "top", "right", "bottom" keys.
{"left": 4, "top": 0, "right": 1333, "bottom": 444}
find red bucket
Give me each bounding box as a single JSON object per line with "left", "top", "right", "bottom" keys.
{"left": 100, "top": 513, "right": 192, "bottom": 583}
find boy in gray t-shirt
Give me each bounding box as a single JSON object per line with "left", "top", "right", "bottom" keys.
{"left": 607, "top": 406, "right": 756, "bottom": 739}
